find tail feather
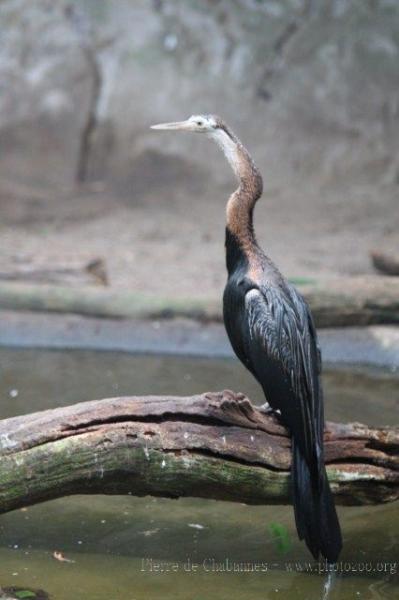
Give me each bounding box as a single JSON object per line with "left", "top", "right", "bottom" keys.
{"left": 292, "top": 439, "right": 342, "bottom": 562}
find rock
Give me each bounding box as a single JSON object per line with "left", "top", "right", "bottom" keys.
{"left": 0, "top": 0, "right": 398, "bottom": 194}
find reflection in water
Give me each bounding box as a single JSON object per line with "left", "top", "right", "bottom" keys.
{"left": 0, "top": 349, "right": 398, "bottom": 599}
{"left": 322, "top": 571, "right": 336, "bottom": 600}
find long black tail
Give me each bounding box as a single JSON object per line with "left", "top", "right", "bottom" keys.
{"left": 292, "top": 439, "right": 342, "bottom": 562}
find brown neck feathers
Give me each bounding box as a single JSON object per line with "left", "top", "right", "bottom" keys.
{"left": 210, "top": 126, "right": 263, "bottom": 253}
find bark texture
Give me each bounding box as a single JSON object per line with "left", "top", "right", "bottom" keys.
{"left": 0, "top": 391, "right": 397, "bottom": 515}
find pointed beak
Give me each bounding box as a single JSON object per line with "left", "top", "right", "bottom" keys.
{"left": 150, "top": 120, "right": 192, "bottom": 131}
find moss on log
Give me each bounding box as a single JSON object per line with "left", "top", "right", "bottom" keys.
{"left": 0, "top": 391, "right": 397, "bottom": 514}
{"left": 0, "top": 275, "right": 398, "bottom": 327}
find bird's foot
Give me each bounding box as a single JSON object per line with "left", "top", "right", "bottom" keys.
{"left": 258, "top": 402, "right": 281, "bottom": 418}
{"left": 258, "top": 401, "right": 272, "bottom": 414}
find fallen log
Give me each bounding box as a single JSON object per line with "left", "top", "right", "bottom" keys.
{"left": 0, "top": 391, "right": 397, "bottom": 515}
{"left": 0, "top": 258, "right": 108, "bottom": 287}
{"left": 0, "top": 275, "right": 398, "bottom": 327}
{"left": 300, "top": 275, "right": 399, "bottom": 327}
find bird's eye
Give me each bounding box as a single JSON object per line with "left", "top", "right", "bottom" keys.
{"left": 196, "top": 120, "right": 203, "bottom": 126}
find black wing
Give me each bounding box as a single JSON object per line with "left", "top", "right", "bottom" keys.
{"left": 243, "top": 284, "right": 323, "bottom": 467}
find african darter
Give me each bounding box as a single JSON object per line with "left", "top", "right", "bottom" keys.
{"left": 151, "top": 115, "right": 342, "bottom": 562}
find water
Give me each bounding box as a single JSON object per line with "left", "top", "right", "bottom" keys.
{"left": 0, "top": 349, "right": 398, "bottom": 599}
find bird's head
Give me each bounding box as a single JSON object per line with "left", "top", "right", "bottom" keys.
{"left": 151, "top": 114, "right": 259, "bottom": 188}
{"left": 151, "top": 114, "right": 223, "bottom": 135}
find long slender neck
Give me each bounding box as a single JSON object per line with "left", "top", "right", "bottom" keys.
{"left": 210, "top": 127, "right": 263, "bottom": 255}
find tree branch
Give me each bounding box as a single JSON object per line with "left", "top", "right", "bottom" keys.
{"left": 0, "top": 275, "right": 398, "bottom": 327}
{"left": 0, "top": 391, "right": 397, "bottom": 515}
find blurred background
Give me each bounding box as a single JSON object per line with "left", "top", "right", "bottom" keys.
{"left": 1, "top": 6, "right": 399, "bottom": 599}
{"left": 1, "top": 0, "right": 398, "bottom": 299}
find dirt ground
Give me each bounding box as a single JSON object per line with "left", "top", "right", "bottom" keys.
{"left": 1, "top": 174, "right": 398, "bottom": 300}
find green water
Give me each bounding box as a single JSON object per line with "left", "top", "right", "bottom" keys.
{"left": 0, "top": 349, "right": 398, "bottom": 600}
